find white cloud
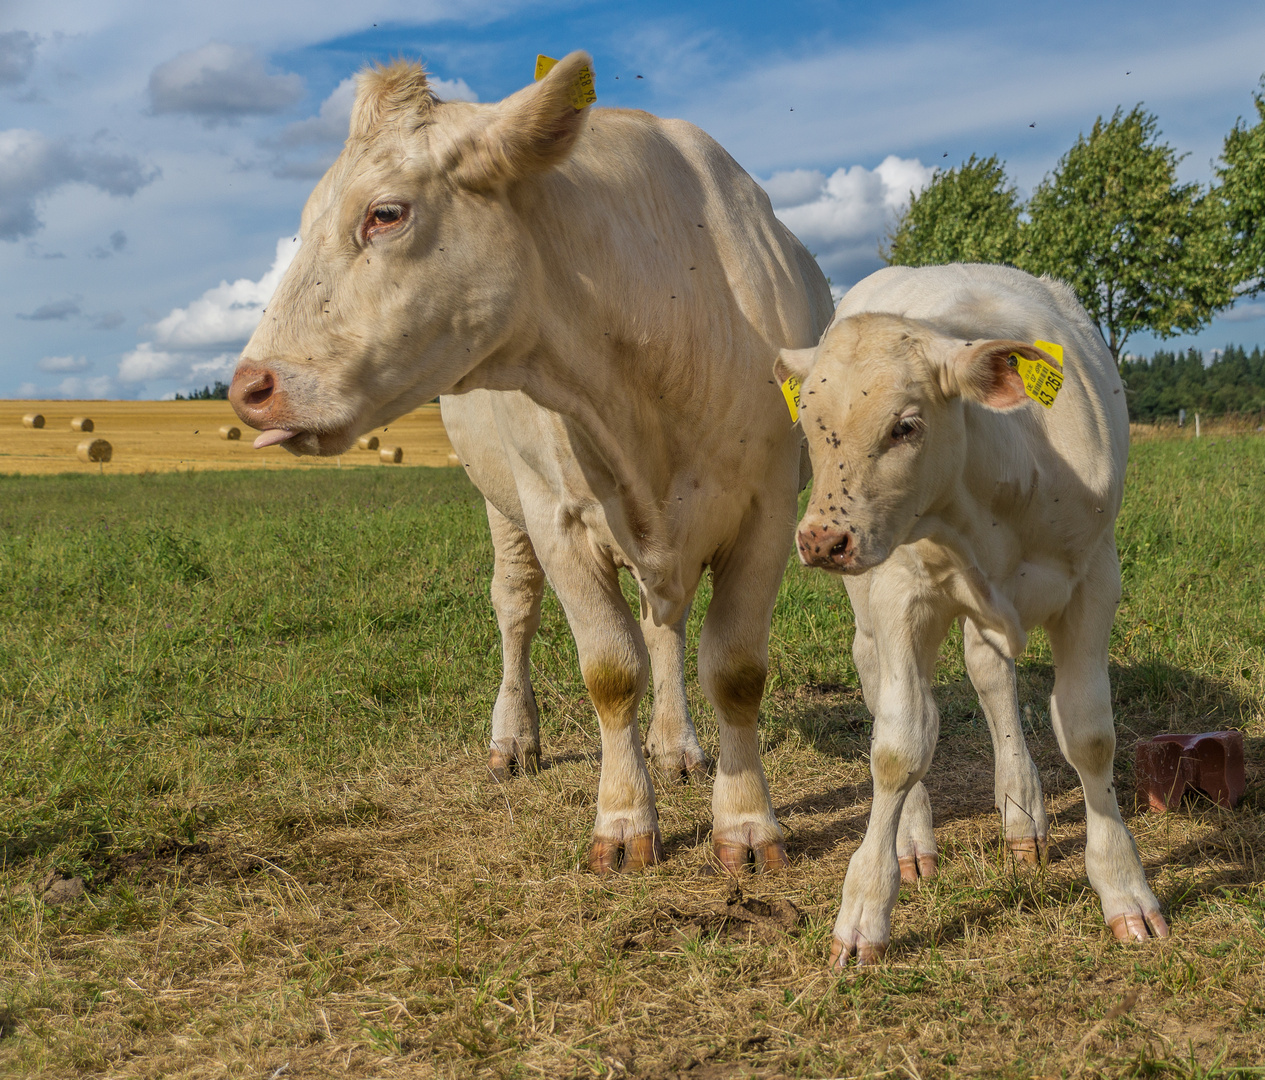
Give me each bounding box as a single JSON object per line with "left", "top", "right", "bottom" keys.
{"left": 278, "top": 76, "right": 358, "bottom": 147}
{"left": 431, "top": 76, "right": 478, "bottom": 103}
{"left": 37, "top": 354, "right": 91, "bottom": 373}
{"left": 765, "top": 155, "right": 935, "bottom": 292}
{"left": 16, "top": 373, "right": 120, "bottom": 399}
{"left": 148, "top": 235, "right": 299, "bottom": 348}
{"left": 1221, "top": 299, "right": 1265, "bottom": 323}
{"left": 148, "top": 42, "right": 305, "bottom": 123}
{"left": 118, "top": 235, "right": 297, "bottom": 389}
{"left": 0, "top": 128, "right": 158, "bottom": 241}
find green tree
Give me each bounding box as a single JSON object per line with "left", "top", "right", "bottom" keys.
{"left": 1022, "top": 106, "right": 1232, "bottom": 365}
{"left": 882, "top": 154, "right": 1022, "bottom": 267}
{"left": 1216, "top": 76, "right": 1265, "bottom": 297}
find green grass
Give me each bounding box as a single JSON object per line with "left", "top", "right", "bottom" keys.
{"left": 1, "top": 437, "right": 1262, "bottom": 1078}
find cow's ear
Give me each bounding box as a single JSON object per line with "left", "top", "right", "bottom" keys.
{"left": 774, "top": 346, "right": 816, "bottom": 385}
{"left": 937, "top": 339, "right": 1051, "bottom": 410}
{"left": 454, "top": 51, "right": 592, "bottom": 190}
{"left": 350, "top": 61, "right": 435, "bottom": 141}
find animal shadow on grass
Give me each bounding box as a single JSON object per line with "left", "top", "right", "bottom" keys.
{"left": 767, "top": 659, "right": 1263, "bottom": 913}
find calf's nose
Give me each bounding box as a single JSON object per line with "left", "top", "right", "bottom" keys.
{"left": 797, "top": 522, "right": 857, "bottom": 569}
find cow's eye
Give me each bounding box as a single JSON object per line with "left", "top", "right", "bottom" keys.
{"left": 363, "top": 203, "right": 409, "bottom": 240}
{"left": 891, "top": 414, "right": 923, "bottom": 442}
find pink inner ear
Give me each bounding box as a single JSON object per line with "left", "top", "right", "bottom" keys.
{"left": 984, "top": 358, "right": 1030, "bottom": 410}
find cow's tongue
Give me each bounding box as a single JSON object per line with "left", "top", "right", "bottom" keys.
{"left": 254, "top": 428, "right": 297, "bottom": 449}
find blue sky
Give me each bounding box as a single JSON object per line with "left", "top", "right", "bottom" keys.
{"left": 3, "top": 0, "right": 1264, "bottom": 399}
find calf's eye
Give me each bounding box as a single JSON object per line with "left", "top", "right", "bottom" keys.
{"left": 374, "top": 206, "right": 401, "bottom": 223}
{"left": 363, "top": 203, "right": 409, "bottom": 240}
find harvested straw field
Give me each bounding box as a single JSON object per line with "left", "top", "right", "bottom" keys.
{"left": 0, "top": 433, "right": 1263, "bottom": 1079}
{"left": 0, "top": 400, "right": 457, "bottom": 475}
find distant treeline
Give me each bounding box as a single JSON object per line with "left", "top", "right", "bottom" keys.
{"left": 1121, "top": 345, "right": 1265, "bottom": 423}
{"left": 174, "top": 381, "right": 229, "bottom": 401}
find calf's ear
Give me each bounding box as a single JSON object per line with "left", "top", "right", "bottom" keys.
{"left": 937, "top": 339, "right": 1057, "bottom": 410}
{"left": 454, "top": 51, "right": 592, "bottom": 190}
{"left": 774, "top": 346, "right": 816, "bottom": 385}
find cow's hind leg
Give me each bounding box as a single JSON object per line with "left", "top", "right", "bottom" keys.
{"left": 700, "top": 506, "right": 792, "bottom": 874}
{"left": 963, "top": 618, "right": 1047, "bottom": 863}
{"left": 847, "top": 577, "right": 937, "bottom": 883}
{"left": 642, "top": 601, "right": 708, "bottom": 783}
{"left": 485, "top": 502, "right": 546, "bottom": 781}
{"left": 1045, "top": 542, "right": 1167, "bottom": 942}
{"left": 832, "top": 574, "right": 951, "bottom": 966}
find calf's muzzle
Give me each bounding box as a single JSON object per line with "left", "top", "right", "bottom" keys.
{"left": 797, "top": 522, "right": 857, "bottom": 569}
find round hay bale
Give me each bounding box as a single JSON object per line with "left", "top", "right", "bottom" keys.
{"left": 380, "top": 445, "right": 403, "bottom": 464}
{"left": 219, "top": 425, "right": 241, "bottom": 441}
{"left": 71, "top": 417, "right": 94, "bottom": 432}
{"left": 358, "top": 435, "right": 380, "bottom": 451}
{"left": 447, "top": 451, "right": 461, "bottom": 467}
{"left": 22, "top": 413, "right": 45, "bottom": 429}
{"left": 77, "top": 438, "right": 112, "bottom": 463}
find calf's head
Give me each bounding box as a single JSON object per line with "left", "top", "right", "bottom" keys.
{"left": 776, "top": 313, "right": 1051, "bottom": 573}
{"left": 230, "top": 52, "right": 593, "bottom": 454}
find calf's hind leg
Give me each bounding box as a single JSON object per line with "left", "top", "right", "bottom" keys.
{"left": 1045, "top": 543, "right": 1167, "bottom": 941}
{"left": 962, "top": 618, "right": 1048, "bottom": 862}
{"left": 485, "top": 502, "right": 546, "bottom": 780}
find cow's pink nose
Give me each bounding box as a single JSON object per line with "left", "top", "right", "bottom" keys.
{"left": 797, "top": 523, "right": 856, "bottom": 569}
{"left": 229, "top": 362, "right": 281, "bottom": 427}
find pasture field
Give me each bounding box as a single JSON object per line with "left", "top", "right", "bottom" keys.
{"left": 1, "top": 401, "right": 457, "bottom": 475}
{"left": 1, "top": 431, "right": 1263, "bottom": 1079}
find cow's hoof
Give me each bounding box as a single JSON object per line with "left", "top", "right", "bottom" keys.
{"left": 1108, "top": 909, "right": 1170, "bottom": 942}
{"left": 588, "top": 832, "right": 663, "bottom": 874}
{"left": 1007, "top": 836, "right": 1046, "bottom": 865}
{"left": 651, "top": 749, "right": 712, "bottom": 785}
{"left": 898, "top": 852, "right": 939, "bottom": 883}
{"left": 487, "top": 743, "right": 540, "bottom": 783}
{"left": 829, "top": 935, "right": 886, "bottom": 969}
{"left": 713, "top": 840, "right": 789, "bottom": 875}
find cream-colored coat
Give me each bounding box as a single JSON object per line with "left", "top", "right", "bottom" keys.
{"left": 777, "top": 263, "right": 1167, "bottom": 964}
{"left": 230, "top": 53, "right": 833, "bottom": 872}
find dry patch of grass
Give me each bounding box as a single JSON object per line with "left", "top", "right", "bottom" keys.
{"left": 0, "top": 400, "right": 457, "bottom": 475}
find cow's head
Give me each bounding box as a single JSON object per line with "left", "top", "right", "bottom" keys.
{"left": 229, "top": 53, "right": 593, "bottom": 454}
{"left": 776, "top": 313, "right": 1049, "bottom": 573}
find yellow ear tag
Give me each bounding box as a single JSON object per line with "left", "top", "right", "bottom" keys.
{"left": 534, "top": 54, "right": 598, "bottom": 110}
{"left": 780, "top": 375, "right": 802, "bottom": 423}
{"left": 1010, "top": 339, "right": 1064, "bottom": 408}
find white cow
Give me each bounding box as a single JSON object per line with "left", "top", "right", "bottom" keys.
{"left": 775, "top": 263, "right": 1168, "bottom": 965}
{"left": 228, "top": 53, "right": 834, "bottom": 873}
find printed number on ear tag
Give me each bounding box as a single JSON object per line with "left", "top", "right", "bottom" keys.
{"left": 780, "top": 376, "right": 802, "bottom": 423}
{"left": 1011, "top": 339, "right": 1064, "bottom": 408}
{"left": 534, "top": 55, "right": 598, "bottom": 110}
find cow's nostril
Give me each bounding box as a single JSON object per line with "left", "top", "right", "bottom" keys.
{"left": 244, "top": 375, "right": 274, "bottom": 407}
{"left": 829, "top": 533, "right": 853, "bottom": 563}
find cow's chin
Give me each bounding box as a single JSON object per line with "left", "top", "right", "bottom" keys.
{"left": 282, "top": 428, "right": 357, "bottom": 456}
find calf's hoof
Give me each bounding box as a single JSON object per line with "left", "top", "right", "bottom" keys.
{"left": 588, "top": 832, "right": 664, "bottom": 875}
{"left": 1108, "top": 909, "right": 1170, "bottom": 942}
{"left": 897, "top": 851, "right": 939, "bottom": 884}
{"left": 714, "top": 840, "right": 789, "bottom": 875}
{"left": 829, "top": 934, "right": 886, "bottom": 969}
{"left": 1006, "top": 836, "right": 1047, "bottom": 865}
{"left": 487, "top": 742, "right": 540, "bottom": 783}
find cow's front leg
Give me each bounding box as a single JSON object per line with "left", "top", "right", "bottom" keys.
{"left": 847, "top": 577, "right": 938, "bottom": 883}
{"left": 832, "top": 578, "right": 949, "bottom": 966}
{"left": 700, "top": 503, "right": 793, "bottom": 873}
{"left": 642, "top": 602, "right": 709, "bottom": 782}
{"left": 485, "top": 502, "right": 546, "bottom": 780}
{"left": 1045, "top": 544, "right": 1167, "bottom": 942}
{"left": 525, "top": 518, "right": 661, "bottom": 872}
{"left": 963, "top": 618, "right": 1047, "bottom": 862}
